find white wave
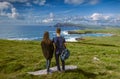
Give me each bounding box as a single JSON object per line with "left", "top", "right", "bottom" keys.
{"left": 62, "top": 31, "right": 69, "bottom": 35}
{"left": 6, "top": 37, "right": 41, "bottom": 40}
{"left": 8, "top": 38, "right": 29, "bottom": 40}
{"left": 66, "top": 37, "right": 77, "bottom": 42}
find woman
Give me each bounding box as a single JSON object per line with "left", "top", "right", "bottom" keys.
{"left": 41, "top": 31, "right": 54, "bottom": 74}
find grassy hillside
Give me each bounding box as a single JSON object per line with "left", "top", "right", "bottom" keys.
{"left": 0, "top": 28, "right": 120, "bottom": 79}
{"left": 76, "top": 27, "right": 120, "bottom": 35}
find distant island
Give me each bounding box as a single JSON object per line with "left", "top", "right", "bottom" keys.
{"left": 53, "top": 23, "right": 105, "bottom": 29}
{"left": 54, "top": 23, "right": 85, "bottom": 28}
{"left": 53, "top": 23, "right": 120, "bottom": 29}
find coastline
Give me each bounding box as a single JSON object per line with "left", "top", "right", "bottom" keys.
{"left": 0, "top": 28, "right": 119, "bottom": 42}
{"left": 0, "top": 29, "right": 120, "bottom": 79}
{"left": 67, "top": 29, "right": 114, "bottom": 41}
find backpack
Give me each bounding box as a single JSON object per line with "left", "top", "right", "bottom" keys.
{"left": 60, "top": 48, "right": 70, "bottom": 61}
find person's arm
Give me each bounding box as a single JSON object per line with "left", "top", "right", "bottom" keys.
{"left": 63, "top": 37, "right": 66, "bottom": 48}
{"left": 52, "top": 38, "right": 56, "bottom": 52}
{"left": 50, "top": 41, "right": 54, "bottom": 52}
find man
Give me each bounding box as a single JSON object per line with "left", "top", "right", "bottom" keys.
{"left": 53, "top": 28, "right": 66, "bottom": 72}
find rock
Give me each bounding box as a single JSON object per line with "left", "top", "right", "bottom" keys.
{"left": 75, "top": 38, "right": 85, "bottom": 41}
{"left": 68, "top": 31, "right": 83, "bottom": 34}
{"left": 93, "top": 57, "right": 100, "bottom": 61}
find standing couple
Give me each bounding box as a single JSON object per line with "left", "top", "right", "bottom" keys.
{"left": 41, "top": 28, "right": 66, "bottom": 74}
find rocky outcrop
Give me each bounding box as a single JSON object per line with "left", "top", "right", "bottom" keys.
{"left": 68, "top": 30, "right": 93, "bottom": 34}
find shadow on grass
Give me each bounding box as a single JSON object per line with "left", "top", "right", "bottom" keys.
{"left": 72, "top": 42, "right": 119, "bottom": 47}
{"left": 65, "top": 68, "right": 97, "bottom": 79}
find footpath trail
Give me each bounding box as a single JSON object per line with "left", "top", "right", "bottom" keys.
{"left": 27, "top": 65, "right": 77, "bottom": 75}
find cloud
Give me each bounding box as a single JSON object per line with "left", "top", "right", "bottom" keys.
{"left": 53, "top": 13, "right": 120, "bottom": 25}
{"left": 25, "top": 2, "right": 32, "bottom": 6}
{"left": 42, "top": 12, "right": 54, "bottom": 23}
{"left": 42, "top": 18, "right": 53, "bottom": 23}
{"left": 0, "top": 1, "right": 19, "bottom": 19}
{"left": 0, "top": 1, "right": 13, "bottom": 9}
{"left": 90, "top": 13, "right": 110, "bottom": 21}
{"left": 33, "top": 0, "right": 46, "bottom": 6}
{"left": 64, "top": 0, "right": 99, "bottom": 5}
{"left": 49, "top": 12, "right": 53, "bottom": 18}
{"left": 8, "top": 8, "right": 19, "bottom": 18}
{"left": 64, "top": 0, "right": 84, "bottom": 5}
{"left": 84, "top": 13, "right": 120, "bottom": 25}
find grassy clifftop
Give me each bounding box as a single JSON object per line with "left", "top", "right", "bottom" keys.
{"left": 68, "top": 27, "right": 120, "bottom": 36}
{"left": 0, "top": 28, "right": 120, "bottom": 79}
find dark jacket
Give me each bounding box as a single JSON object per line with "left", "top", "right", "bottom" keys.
{"left": 53, "top": 36, "right": 66, "bottom": 54}
{"left": 41, "top": 40, "right": 54, "bottom": 59}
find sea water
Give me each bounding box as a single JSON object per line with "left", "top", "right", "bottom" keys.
{"left": 0, "top": 25, "right": 113, "bottom": 42}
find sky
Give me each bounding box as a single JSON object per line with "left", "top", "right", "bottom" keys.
{"left": 0, "top": 0, "right": 120, "bottom": 26}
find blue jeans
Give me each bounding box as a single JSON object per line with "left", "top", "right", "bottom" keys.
{"left": 55, "top": 53, "right": 65, "bottom": 71}
{"left": 46, "top": 59, "right": 51, "bottom": 72}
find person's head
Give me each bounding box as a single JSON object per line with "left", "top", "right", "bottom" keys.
{"left": 42, "top": 31, "right": 50, "bottom": 43}
{"left": 56, "top": 28, "right": 61, "bottom": 35}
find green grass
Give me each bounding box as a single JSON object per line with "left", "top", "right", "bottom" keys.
{"left": 76, "top": 27, "right": 120, "bottom": 35}
{"left": 0, "top": 28, "right": 120, "bottom": 79}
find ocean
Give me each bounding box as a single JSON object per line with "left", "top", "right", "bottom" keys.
{"left": 0, "top": 25, "right": 113, "bottom": 42}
